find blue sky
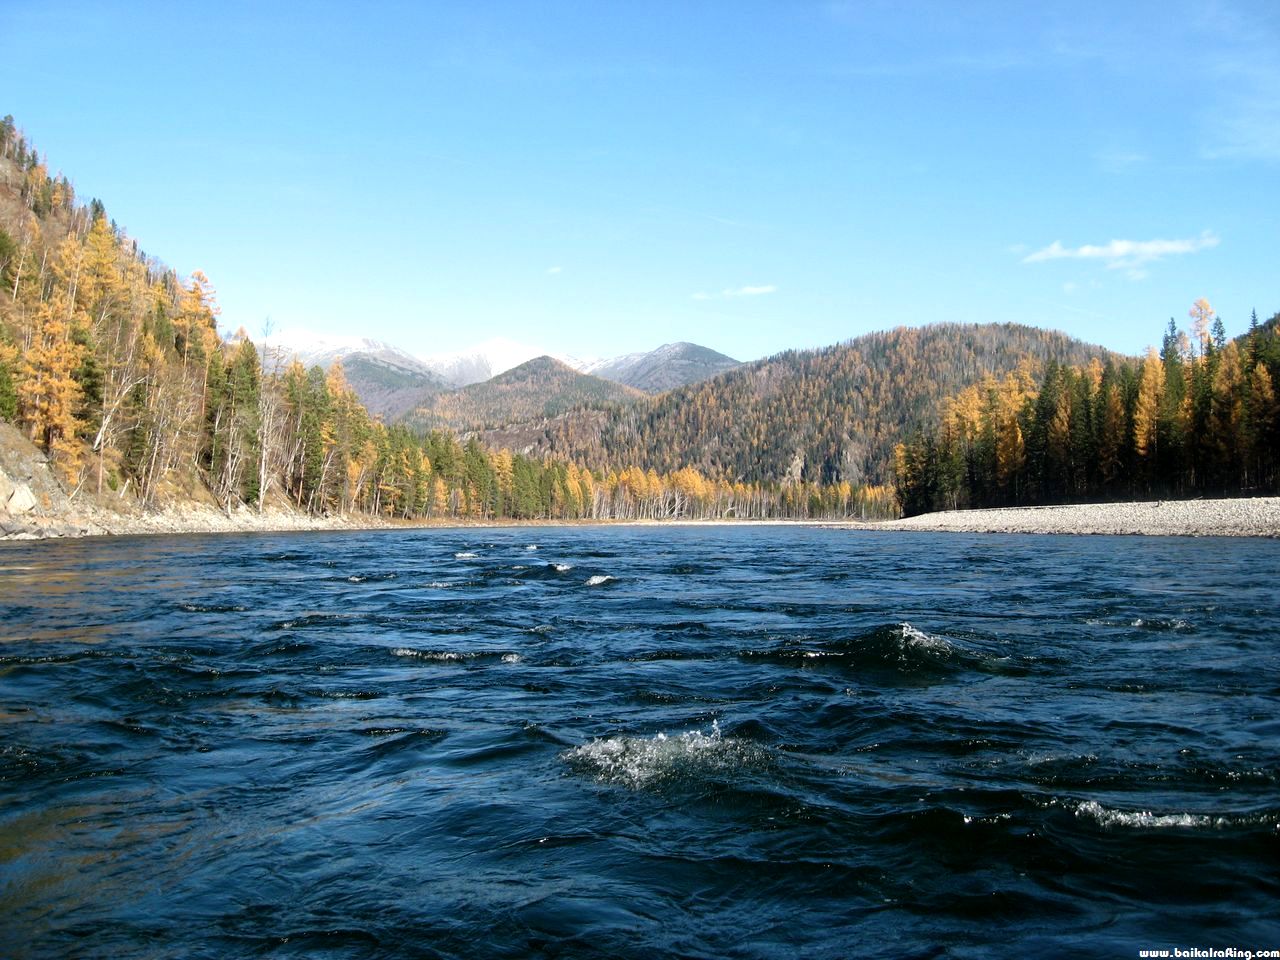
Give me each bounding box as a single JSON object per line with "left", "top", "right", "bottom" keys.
{"left": 4, "top": 1, "right": 1277, "bottom": 361}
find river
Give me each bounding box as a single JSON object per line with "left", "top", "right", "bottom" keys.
{"left": 1, "top": 527, "right": 1277, "bottom": 958}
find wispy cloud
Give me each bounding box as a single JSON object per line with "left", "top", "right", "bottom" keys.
{"left": 1022, "top": 231, "right": 1219, "bottom": 279}
{"left": 692, "top": 284, "right": 778, "bottom": 301}
{"left": 1197, "top": 6, "right": 1280, "bottom": 162}
{"left": 1094, "top": 149, "right": 1148, "bottom": 174}
{"left": 546, "top": 266, "right": 562, "bottom": 275}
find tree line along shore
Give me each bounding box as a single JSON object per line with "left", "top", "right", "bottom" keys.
{"left": 894, "top": 300, "right": 1280, "bottom": 518}
{"left": 2, "top": 116, "right": 1276, "bottom": 542}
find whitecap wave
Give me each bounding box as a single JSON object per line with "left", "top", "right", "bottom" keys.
{"left": 586, "top": 575, "right": 615, "bottom": 586}
{"left": 563, "top": 721, "right": 769, "bottom": 788}
{"left": 502, "top": 653, "right": 522, "bottom": 663}
{"left": 899, "top": 622, "right": 952, "bottom": 655}
{"left": 1075, "top": 799, "right": 1271, "bottom": 830}
{"left": 553, "top": 563, "right": 573, "bottom": 572}
{"left": 454, "top": 551, "right": 478, "bottom": 560}
{"left": 393, "top": 648, "right": 469, "bottom": 661}
{"left": 525, "top": 545, "right": 539, "bottom": 551}
{"left": 1131, "top": 617, "right": 1193, "bottom": 631}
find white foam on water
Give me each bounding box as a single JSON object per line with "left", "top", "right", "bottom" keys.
{"left": 392, "top": 648, "right": 469, "bottom": 662}
{"left": 502, "top": 653, "right": 522, "bottom": 663}
{"left": 348, "top": 575, "right": 367, "bottom": 583}
{"left": 1075, "top": 799, "right": 1270, "bottom": 830}
{"left": 899, "top": 622, "right": 952, "bottom": 655}
{"left": 586, "top": 575, "right": 615, "bottom": 586}
{"left": 454, "top": 552, "right": 478, "bottom": 560}
{"left": 1131, "top": 617, "right": 1193, "bottom": 630}
{"left": 553, "top": 563, "right": 573, "bottom": 572}
{"left": 425, "top": 581, "right": 453, "bottom": 589}
{"left": 526, "top": 545, "right": 539, "bottom": 551}
{"left": 564, "top": 720, "right": 769, "bottom": 789}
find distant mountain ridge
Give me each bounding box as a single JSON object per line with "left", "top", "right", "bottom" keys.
{"left": 584, "top": 342, "right": 740, "bottom": 393}
{"left": 402, "top": 356, "right": 644, "bottom": 433}
{"left": 261, "top": 332, "right": 448, "bottom": 419}
{"left": 263, "top": 331, "right": 583, "bottom": 388}
{"left": 420, "top": 337, "right": 593, "bottom": 388}
{"left": 263, "top": 330, "right": 740, "bottom": 421}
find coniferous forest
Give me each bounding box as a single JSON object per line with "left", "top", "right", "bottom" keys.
{"left": 0, "top": 118, "right": 893, "bottom": 523}
{"left": 471, "top": 323, "right": 1122, "bottom": 489}
{"left": 893, "top": 302, "right": 1280, "bottom": 516}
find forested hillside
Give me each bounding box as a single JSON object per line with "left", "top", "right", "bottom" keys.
{"left": 338, "top": 351, "right": 448, "bottom": 420}
{"left": 0, "top": 118, "right": 893, "bottom": 523}
{"left": 475, "top": 324, "right": 1120, "bottom": 486}
{"left": 402, "top": 356, "right": 644, "bottom": 433}
{"left": 893, "top": 301, "right": 1280, "bottom": 516}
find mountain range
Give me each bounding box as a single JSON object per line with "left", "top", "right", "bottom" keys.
{"left": 263, "top": 330, "right": 741, "bottom": 420}
{"left": 263, "top": 324, "right": 1123, "bottom": 487}
{"left": 472, "top": 324, "right": 1123, "bottom": 487}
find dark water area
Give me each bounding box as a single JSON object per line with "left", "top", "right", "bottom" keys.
{"left": 1, "top": 526, "right": 1278, "bottom": 959}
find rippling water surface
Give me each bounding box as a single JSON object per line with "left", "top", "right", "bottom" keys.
{"left": 1, "top": 527, "right": 1278, "bottom": 958}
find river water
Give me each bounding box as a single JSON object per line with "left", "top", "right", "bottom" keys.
{"left": 1, "top": 527, "right": 1277, "bottom": 958}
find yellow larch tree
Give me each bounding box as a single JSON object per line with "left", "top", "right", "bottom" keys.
{"left": 19, "top": 289, "right": 85, "bottom": 481}
{"left": 1133, "top": 347, "right": 1164, "bottom": 459}
{"left": 1188, "top": 298, "right": 1214, "bottom": 357}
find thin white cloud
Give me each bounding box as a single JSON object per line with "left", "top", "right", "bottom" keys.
{"left": 1022, "top": 231, "right": 1219, "bottom": 279}
{"left": 1094, "top": 149, "right": 1148, "bottom": 174}
{"left": 693, "top": 284, "right": 778, "bottom": 301}
{"left": 546, "top": 265, "right": 562, "bottom": 275}
{"left": 1198, "top": 8, "right": 1280, "bottom": 162}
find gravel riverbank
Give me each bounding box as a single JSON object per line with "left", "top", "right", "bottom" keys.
{"left": 862, "top": 496, "right": 1280, "bottom": 537}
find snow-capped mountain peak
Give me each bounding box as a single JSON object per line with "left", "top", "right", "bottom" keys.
{"left": 419, "top": 337, "right": 595, "bottom": 386}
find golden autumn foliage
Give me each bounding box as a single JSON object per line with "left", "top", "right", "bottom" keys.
{"left": 897, "top": 302, "right": 1280, "bottom": 516}
{"left": 1134, "top": 347, "right": 1164, "bottom": 459}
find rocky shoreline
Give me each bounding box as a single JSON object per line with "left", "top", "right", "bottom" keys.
{"left": 860, "top": 496, "right": 1280, "bottom": 538}
{"left": 0, "top": 421, "right": 389, "bottom": 541}
{"left": 3, "top": 418, "right": 1278, "bottom": 540}
{"left": 0, "top": 497, "right": 390, "bottom": 541}
{"left": 6, "top": 497, "right": 1279, "bottom": 541}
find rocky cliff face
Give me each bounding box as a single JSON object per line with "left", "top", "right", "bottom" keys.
{"left": 0, "top": 423, "right": 94, "bottom": 538}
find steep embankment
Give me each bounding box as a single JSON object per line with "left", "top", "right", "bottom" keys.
{"left": 0, "top": 422, "right": 381, "bottom": 539}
